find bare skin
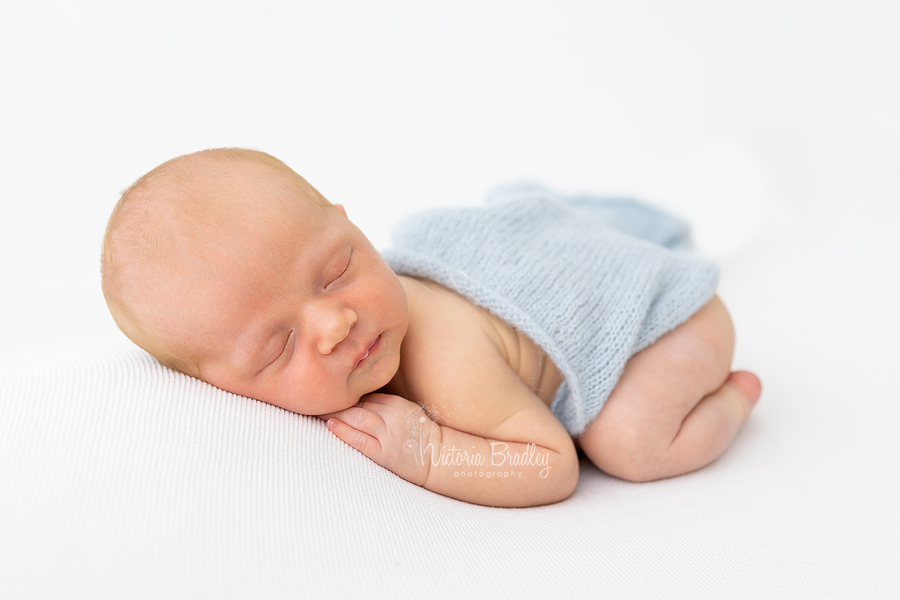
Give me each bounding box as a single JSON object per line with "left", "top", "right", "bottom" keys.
{"left": 102, "top": 149, "right": 762, "bottom": 508}
{"left": 325, "top": 278, "right": 760, "bottom": 506}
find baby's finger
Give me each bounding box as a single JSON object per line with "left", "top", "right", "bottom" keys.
{"left": 336, "top": 405, "right": 387, "bottom": 432}
{"left": 359, "top": 393, "right": 395, "bottom": 405}
{"left": 355, "top": 399, "right": 396, "bottom": 415}
{"left": 325, "top": 417, "right": 383, "bottom": 462}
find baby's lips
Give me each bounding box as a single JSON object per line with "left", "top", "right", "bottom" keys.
{"left": 350, "top": 333, "right": 382, "bottom": 372}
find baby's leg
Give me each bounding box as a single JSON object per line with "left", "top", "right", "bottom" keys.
{"left": 577, "top": 295, "right": 762, "bottom": 482}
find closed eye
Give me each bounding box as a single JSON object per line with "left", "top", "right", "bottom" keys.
{"left": 326, "top": 249, "right": 352, "bottom": 288}
{"left": 263, "top": 330, "right": 294, "bottom": 372}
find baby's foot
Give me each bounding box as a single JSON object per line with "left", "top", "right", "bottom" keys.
{"left": 723, "top": 370, "right": 762, "bottom": 418}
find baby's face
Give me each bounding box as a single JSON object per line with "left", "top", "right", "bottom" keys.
{"left": 167, "top": 185, "right": 409, "bottom": 416}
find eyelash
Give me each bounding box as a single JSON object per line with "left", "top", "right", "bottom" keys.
{"left": 326, "top": 250, "right": 352, "bottom": 288}
{"left": 274, "top": 330, "right": 294, "bottom": 364}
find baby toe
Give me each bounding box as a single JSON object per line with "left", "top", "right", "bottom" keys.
{"left": 726, "top": 370, "right": 762, "bottom": 407}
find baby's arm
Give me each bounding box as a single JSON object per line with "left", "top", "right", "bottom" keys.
{"left": 426, "top": 395, "right": 579, "bottom": 506}
{"left": 322, "top": 356, "right": 579, "bottom": 507}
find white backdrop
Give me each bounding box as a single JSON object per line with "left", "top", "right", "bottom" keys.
{"left": 1, "top": 1, "right": 899, "bottom": 598}
{"left": 3, "top": 0, "right": 896, "bottom": 356}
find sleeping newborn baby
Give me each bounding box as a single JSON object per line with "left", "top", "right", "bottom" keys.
{"left": 101, "top": 148, "right": 762, "bottom": 507}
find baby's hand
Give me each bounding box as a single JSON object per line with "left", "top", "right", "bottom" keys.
{"left": 320, "top": 394, "right": 440, "bottom": 487}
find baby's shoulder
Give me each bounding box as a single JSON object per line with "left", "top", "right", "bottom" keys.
{"left": 399, "top": 275, "right": 512, "bottom": 368}
{"left": 386, "top": 278, "right": 565, "bottom": 438}
{"left": 394, "top": 276, "right": 520, "bottom": 411}
{"left": 390, "top": 275, "right": 566, "bottom": 440}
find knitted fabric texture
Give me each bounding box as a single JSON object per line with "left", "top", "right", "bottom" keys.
{"left": 381, "top": 183, "right": 720, "bottom": 435}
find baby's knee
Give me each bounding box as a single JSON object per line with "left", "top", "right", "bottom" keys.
{"left": 578, "top": 418, "right": 670, "bottom": 482}
{"left": 590, "top": 446, "right": 669, "bottom": 483}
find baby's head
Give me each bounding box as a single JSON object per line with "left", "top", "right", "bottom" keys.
{"left": 101, "top": 148, "right": 409, "bottom": 415}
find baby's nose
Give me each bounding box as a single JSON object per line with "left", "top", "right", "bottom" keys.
{"left": 315, "top": 305, "right": 357, "bottom": 355}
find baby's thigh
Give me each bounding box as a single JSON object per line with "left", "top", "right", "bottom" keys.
{"left": 577, "top": 295, "right": 735, "bottom": 477}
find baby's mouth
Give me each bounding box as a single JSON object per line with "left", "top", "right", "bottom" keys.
{"left": 352, "top": 334, "right": 382, "bottom": 371}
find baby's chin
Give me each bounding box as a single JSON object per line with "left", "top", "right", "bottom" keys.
{"left": 346, "top": 394, "right": 366, "bottom": 409}
{"left": 307, "top": 395, "right": 364, "bottom": 420}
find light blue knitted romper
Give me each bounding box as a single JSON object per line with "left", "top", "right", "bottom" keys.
{"left": 380, "top": 183, "right": 720, "bottom": 436}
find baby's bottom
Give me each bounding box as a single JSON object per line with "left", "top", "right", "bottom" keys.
{"left": 577, "top": 295, "right": 762, "bottom": 482}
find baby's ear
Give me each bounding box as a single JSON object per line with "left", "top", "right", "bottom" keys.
{"left": 333, "top": 203, "right": 347, "bottom": 218}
